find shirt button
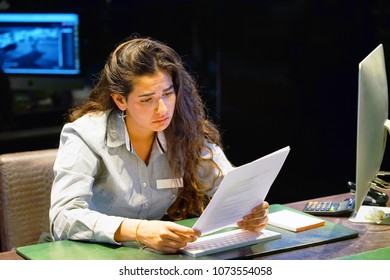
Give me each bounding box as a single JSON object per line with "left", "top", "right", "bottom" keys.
{"left": 142, "top": 182, "right": 147, "bottom": 187}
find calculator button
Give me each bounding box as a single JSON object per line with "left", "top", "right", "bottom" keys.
{"left": 309, "top": 202, "right": 317, "bottom": 211}
{"left": 306, "top": 202, "right": 313, "bottom": 211}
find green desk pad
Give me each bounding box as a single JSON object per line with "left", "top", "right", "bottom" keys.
{"left": 336, "top": 247, "right": 390, "bottom": 260}
{"left": 16, "top": 204, "right": 358, "bottom": 260}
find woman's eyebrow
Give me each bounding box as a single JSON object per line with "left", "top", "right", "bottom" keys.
{"left": 163, "top": 84, "right": 174, "bottom": 92}
{"left": 138, "top": 92, "right": 155, "bottom": 97}
{"left": 139, "top": 84, "right": 174, "bottom": 97}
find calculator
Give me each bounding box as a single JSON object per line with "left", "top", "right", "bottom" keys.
{"left": 303, "top": 198, "right": 355, "bottom": 216}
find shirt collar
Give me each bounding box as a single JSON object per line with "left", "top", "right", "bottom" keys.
{"left": 106, "top": 110, "right": 126, "bottom": 148}
{"left": 106, "top": 110, "right": 167, "bottom": 154}
{"left": 156, "top": 131, "right": 167, "bottom": 153}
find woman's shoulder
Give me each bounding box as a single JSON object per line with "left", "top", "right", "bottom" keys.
{"left": 74, "top": 110, "right": 110, "bottom": 125}
{"left": 62, "top": 110, "right": 112, "bottom": 144}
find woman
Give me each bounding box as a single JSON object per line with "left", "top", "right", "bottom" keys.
{"left": 49, "top": 36, "right": 269, "bottom": 253}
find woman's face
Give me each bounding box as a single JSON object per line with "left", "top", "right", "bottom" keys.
{"left": 113, "top": 70, "right": 176, "bottom": 136}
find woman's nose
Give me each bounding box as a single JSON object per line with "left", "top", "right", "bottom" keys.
{"left": 156, "top": 98, "right": 167, "bottom": 114}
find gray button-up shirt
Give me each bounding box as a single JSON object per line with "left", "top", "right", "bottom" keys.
{"left": 49, "top": 110, "right": 233, "bottom": 244}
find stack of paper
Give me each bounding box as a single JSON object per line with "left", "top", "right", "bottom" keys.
{"left": 268, "top": 210, "right": 325, "bottom": 232}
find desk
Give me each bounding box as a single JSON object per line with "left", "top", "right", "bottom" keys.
{"left": 1, "top": 193, "right": 389, "bottom": 260}
{"left": 0, "top": 250, "right": 23, "bottom": 260}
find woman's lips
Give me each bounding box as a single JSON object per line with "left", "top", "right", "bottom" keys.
{"left": 153, "top": 116, "right": 169, "bottom": 124}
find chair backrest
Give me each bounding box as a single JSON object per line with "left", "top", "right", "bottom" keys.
{"left": 0, "top": 149, "right": 57, "bottom": 252}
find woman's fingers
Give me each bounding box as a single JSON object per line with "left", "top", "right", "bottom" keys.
{"left": 237, "top": 201, "right": 270, "bottom": 231}
{"left": 139, "top": 221, "right": 200, "bottom": 252}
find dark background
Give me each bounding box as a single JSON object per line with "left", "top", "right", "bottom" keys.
{"left": 1, "top": 0, "right": 390, "bottom": 204}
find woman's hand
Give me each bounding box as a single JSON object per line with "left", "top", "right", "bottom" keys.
{"left": 237, "top": 201, "right": 269, "bottom": 232}
{"left": 134, "top": 220, "right": 200, "bottom": 254}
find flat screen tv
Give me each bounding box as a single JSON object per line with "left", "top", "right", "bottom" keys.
{"left": 0, "top": 13, "right": 83, "bottom": 90}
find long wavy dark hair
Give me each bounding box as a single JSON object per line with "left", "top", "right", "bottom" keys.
{"left": 69, "top": 36, "right": 223, "bottom": 220}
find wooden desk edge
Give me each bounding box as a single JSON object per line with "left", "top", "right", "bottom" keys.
{"left": 0, "top": 250, "right": 24, "bottom": 260}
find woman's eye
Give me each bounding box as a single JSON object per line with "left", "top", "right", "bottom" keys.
{"left": 141, "top": 97, "right": 153, "bottom": 103}
{"left": 164, "top": 92, "right": 174, "bottom": 97}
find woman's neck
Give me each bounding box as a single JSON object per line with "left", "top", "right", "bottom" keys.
{"left": 127, "top": 128, "right": 156, "bottom": 164}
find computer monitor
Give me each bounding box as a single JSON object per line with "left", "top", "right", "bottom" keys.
{"left": 0, "top": 13, "right": 83, "bottom": 90}
{"left": 351, "top": 44, "right": 390, "bottom": 219}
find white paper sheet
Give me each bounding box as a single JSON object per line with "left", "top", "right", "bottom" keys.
{"left": 192, "top": 146, "right": 290, "bottom": 235}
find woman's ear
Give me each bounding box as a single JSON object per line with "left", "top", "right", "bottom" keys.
{"left": 111, "top": 93, "right": 126, "bottom": 111}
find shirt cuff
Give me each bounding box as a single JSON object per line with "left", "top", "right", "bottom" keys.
{"left": 94, "top": 215, "right": 126, "bottom": 245}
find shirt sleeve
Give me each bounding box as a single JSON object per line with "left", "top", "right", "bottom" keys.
{"left": 49, "top": 123, "right": 125, "bottom": 245}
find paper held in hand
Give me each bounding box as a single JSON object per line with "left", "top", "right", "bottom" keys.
{"left": 192, "top": 146, "right": 291, "bottom": 235}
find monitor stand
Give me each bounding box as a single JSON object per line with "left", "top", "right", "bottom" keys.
{"left": 350, "top": 120, "right": 390, "bottom": 222}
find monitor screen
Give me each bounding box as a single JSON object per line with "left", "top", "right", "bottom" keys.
{"left": 0, "top": 13, "right": 80, "bottom": 75}
{"left": 352, "top": 44, "right": 389, "bottom": 218}
{"left": 0, "top": 13, "right": 83, "bottom": 90}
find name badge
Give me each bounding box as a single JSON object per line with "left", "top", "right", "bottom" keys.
{"left": 156, "top": 178, "right": 183, "bottom": 189}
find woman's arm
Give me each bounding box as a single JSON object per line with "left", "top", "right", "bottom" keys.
{"left": 50, "top": 123, "right": 124, "bottom": 244}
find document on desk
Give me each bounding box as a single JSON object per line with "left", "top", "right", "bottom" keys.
{"left": 193, "top": 146, "right": 290, "bottom": 235}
